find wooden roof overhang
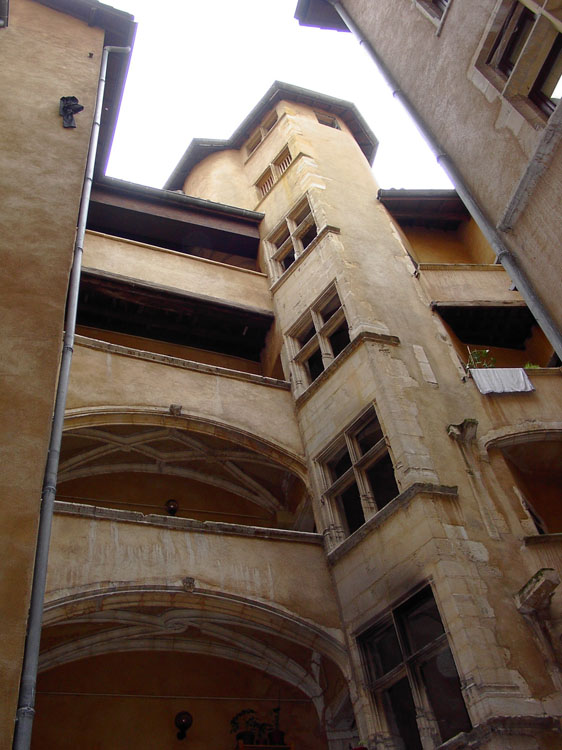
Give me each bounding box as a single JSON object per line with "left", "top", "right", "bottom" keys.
{"left": 165, "top": 81, "right": 378, "bottom": 190}
{"left": 88, "top": 178, "right": 264, "bottom": 258}
{"left": 378, "top": 189, "right": 471, "bottom": 230}
{"left": 78, "top": 268, "right": 274, "bottom": 362}
{"left": 294, "top": 0, "right": 349, "bottom": 31}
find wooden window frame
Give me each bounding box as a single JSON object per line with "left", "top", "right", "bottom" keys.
{"left": 318, "top": 407, "right": 398, "bottom": 536}
{"left": 358, "top": 586, "right": 472, "bottom": 748}
{"left": 267, "top": 195, "right": 318, "bottom": 278}
{"left": 290, "top": 285, "right": 350, "bottom": 388}
{"left": 478, "top": 1, "right": 562, "bottom": 121}
{"left": 245, "top": 109, "right": 279, "bottom": 158}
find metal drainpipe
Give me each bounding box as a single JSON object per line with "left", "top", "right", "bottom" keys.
{"left": 326, "top": 0, "right": 562, "bottom": 358}
{"left": 12, "top": 44, "right": 131, "bottom": 750}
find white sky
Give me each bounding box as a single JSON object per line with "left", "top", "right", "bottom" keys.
{"left": 106, "top": 0, "right": 453, "bottom": 191}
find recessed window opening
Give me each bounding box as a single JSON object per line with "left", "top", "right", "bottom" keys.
{"left": 480, "top": 1, "right": 562, "bottom": 120}
{"left": 257, "top": 168, "right": 275, "bottom": 198}
{"left": 315, "top": 111, "right": 340, "bottom": 129}
{"left": 291, "top": 286, "right": 350, "bottom": 387}
{"left": 263, "top": 111, "right": 278, "bottom": 133}
{"left": 275, "top": 146, "right": 293, "bottom": 175}
{"left": 319, "top": 407, "right": 398, "bottom": 536}
{"left": 247, "top": 131, "right": 262, "bottom": 156}
{"left": 359, "top": 586, "right": 471, "bottom": 747}
{"left": 501, "top": 440, "right": 562, "bottom": 534}
{"left": 254, "top": 145, "right": 294, "bottom": 199}
{"left": 268, "top": 196, "right": 319, "bottom": 279}
{"left": 246, "top": 109, "right": 279, "bottom": 157}
{"left": 529, "top": 33, "right": 562, "bottom": 115}
{"left": 418, "top": 0, "right": 450, "bottom": 21}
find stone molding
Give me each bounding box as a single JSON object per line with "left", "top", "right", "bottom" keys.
{"left": 53, "top": 500, "right": 323, "bottom": 544}
{"left": 74, "top": 335, "right": 290, "bottom": 390}
{"left": 295, "top": 329, "right": 401, "bottom": 408}
{"left": 437, "top": 714, "right": 562, "bottom": 749}
{"left": 326, "top": 483, "right": 458, "bottom": 563}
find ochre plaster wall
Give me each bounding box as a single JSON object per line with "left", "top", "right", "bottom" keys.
{"left": 33, "top": 652, "right": 328, "bottom": 750}
{"left": 404, "top": 221, "right": 495, "bottom": 265}
{"left": 0, "top": 0, "right": 104, "bottom": 737}
{"left": 67, "top": 341, "right": 304, "bottom": 463}
{"left": 182, "top": 149, "right": 255, "bottom": 209}
{"left": 45, "top": 513, "right": 340, "bottom": 633}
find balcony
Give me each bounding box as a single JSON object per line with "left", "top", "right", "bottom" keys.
{"left": 417, "top": 263, "right": 521, "bottom": 305}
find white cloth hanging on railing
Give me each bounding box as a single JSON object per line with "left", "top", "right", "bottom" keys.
{"left": 469, "top": 367, "right": 535, "bottom": 394}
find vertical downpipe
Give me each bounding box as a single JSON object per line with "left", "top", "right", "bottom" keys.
{"left": 12, "top": 45, "right": 130, "bottom": 750}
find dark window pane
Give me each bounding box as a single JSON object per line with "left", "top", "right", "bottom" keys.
{"left": 499, "top": 6, "right": 535, "bottom": 76}
{"left": 305, "top": 347, "right": 324, "bottom": 382}
{"left": 355, "top": 416, "right": 384, "bottom": 455}
{"left": 398, "top": 587, "right": 445, "bottom": 655}
{"left": 366, "top": 453, "right": 398, "bottom": 510}
{"left": 327, "top": 443, "right": 352, "bottom": 480}
{"left": 273, "top": 226, "right": 290, "bottom": 250}
{"left": 486, "top": 1, "right": 518, "bottom": 65}
{"left": 383, "top": 678, "right": 423, "bottom": 750}
{"left": 339, "top": 483, "right": 364, "bottom": 534}
{"left": 280, "top": 246, "right": 295, "bottom": 271}
{"left": 329, "top": 321, "right": 350, "bottom": 358}
{"left": 320, "top": 294, "right": 340, "bottom": 323}
{"left": 292, "top": 203, "right": 311, "bottom": 227}
{"left": 363, "top": 624, "right": 403, "bottom": 680}
{"left": 300, "top": 223, "right": 318, "bottom": 250}
{"left": 421, "top": 647, "right": 472, "bottom": 742}
{"left": 529, "top": 33, "right": 562, "bottom": 116}
{"left": 297, "top": 319, "right": 315, "bottom": 348}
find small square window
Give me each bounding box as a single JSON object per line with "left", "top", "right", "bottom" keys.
{"left": 316, "top": 111, "right": 340, "bottom": 129}
{"left": 418, "top": 0, "right": 449, "bottom": 21}
{"left": 257, "top": 168, "right": 275, "bottom": 198}
{"left": 246, "top": 109, "right": 279, "bottom": 158}
{"left": 274, "top": 146, "right": 293, "bottom": 176}
{"left": 246, "top": 131, "right": 262, "bottom": 157}
{"left": 254, "top": 145, "right": 293, "bottom": 200}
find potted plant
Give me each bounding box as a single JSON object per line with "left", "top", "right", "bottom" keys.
{"left": 230, "top": 709, "right": 257, "bottom": 745}
{"left": 268, "top": 706, "right": 286, "bottom": 746}
{"left": 251, "top": 717, "right": 273, "bottom": 745}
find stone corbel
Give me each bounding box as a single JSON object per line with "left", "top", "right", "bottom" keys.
{"left": 515, "top": 568, "right": 562, "bottom": 690}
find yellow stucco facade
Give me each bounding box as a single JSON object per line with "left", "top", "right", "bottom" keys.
{"left": 2, "top": 3, "right": 562, "bottom": 750}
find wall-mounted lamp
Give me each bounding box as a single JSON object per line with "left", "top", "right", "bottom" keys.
{"left": 166, "top": 499, "right": 179, "bottom": 516}
{"left": 175, "top": 711, "right": 193, "bottom": 741}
